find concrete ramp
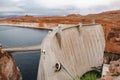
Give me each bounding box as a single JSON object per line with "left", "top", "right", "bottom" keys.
{"left": 37, "top": 23, "right": 105, "bottom": 80}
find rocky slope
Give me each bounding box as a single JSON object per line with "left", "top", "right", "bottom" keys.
{"left": 86, "top": 10, "right": 120, "bottom": 53}
{"left": 0, "top": 10, "right": 120, "bottom": 53}
{"left": 0, "top": 50, "right": 22, "bottom": 80}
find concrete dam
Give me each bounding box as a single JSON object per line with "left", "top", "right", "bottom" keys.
{"left": 37, "top": 23, "right": 105, "bottom": 80}
{"left": 1, "top": 23, "right": 105, "bottom": 80}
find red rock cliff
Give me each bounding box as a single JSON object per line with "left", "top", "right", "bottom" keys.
{"left": 0, "top": 10, "right": 120, "bottom": 53}
{"left": 0, "top": 50, "right": 22, "bottom": 80}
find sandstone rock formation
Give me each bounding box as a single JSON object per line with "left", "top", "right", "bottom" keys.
{"left": 109, "top": 60, "right": 120, "bottom": 75}
{"left": 0, "top": 50, "right": 22, "bottom": 80}
{"left": 101, "top": 60, "right": 120, "bottom": 80}
{"left": 0, "top": 10, "right": 120, "bottom": 53}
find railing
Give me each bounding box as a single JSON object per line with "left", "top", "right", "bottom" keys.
{"left": 1, "top": 45, "right": 41, "bottom": 53}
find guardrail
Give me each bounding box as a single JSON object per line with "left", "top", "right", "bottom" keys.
{"left": 1, "top": 45, "right": 41, "bottom": 53}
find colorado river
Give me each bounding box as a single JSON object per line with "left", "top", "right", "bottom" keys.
{"left": 0, "top": 25, "right": 48, "bottom": 80}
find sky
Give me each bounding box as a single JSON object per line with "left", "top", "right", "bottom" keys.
{"left": 0, "top": 0, "right": 120, "bottom": 16}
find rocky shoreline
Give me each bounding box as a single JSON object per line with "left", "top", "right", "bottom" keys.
{"left": 0, "top": 22, "right": 52, "bottom": 30}
{"left": 0, "top": 49, "right": 22, "bottom": 80}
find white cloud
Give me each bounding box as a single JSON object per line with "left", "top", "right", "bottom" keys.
{"left": 0, "top": 7, "right": 24, "bottom": 12}
{"left": 0, "top": 0, "right": 119, "bottom": 15}
{"left": 11, "top": 0, "right": 21, "bottom": 2}
{"left": 39, "top": 0, "right": 119, "bottom": 8}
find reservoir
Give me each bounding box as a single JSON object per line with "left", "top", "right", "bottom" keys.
{"left": 0, "top": 25, "right": 48, "bottom": 80}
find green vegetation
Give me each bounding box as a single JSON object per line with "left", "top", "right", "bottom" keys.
{"left": 72, "top": 70, "right": 101, "bottom": 80}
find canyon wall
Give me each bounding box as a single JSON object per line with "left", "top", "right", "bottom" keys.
{"left": 0, "top": 50, "right": 22, "bottom": 80}
{"left": 0, "top": 10, "right": 120, "bottom": 53}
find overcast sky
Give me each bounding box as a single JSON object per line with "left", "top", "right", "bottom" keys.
{"left": 0, "top": 0, "right": 120, "bottom": 16}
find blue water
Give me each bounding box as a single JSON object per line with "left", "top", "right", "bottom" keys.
{"left": 0, "top": 26, "right": 48, "bottom": 80}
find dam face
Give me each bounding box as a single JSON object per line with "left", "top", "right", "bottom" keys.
{"left": 38, "top": 24, "right": 105, "bottom": 80}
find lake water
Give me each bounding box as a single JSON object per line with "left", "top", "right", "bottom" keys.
{"left": 0, "top": 25, "right": 48, "bottom": 80}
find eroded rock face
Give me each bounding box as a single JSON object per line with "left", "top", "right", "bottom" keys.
{"left": 106, "top": 27, "right": 120, "bottom": 53}
{"left": 0, "top": 10, "right": 120, "bottom": 53}
{"left": 0, "top": 50, "right": 22, "bottom": 80}
{"left": 101, "top": 60, "right": 120, "bottom": 80}
{"left": 109, "top": 60, "right": 120, "bottom": 75}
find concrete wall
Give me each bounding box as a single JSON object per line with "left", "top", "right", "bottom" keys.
{"left": 38, "top": 24, "right": 105, "bottom": 80}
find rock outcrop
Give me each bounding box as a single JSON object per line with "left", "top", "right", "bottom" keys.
{"left": 101, "top": 59, "right": 120, "bottom": 80}
{"left": 109, "top": 60, "right": 120, "bottom": 75}
{"left": 0, "top": 10, "right": 120, "bottom": 53}
{"left": 0, "top": 50, "right": 22, "bottom": 80}
{"left": 95, "top": 20, "right": 120, "bottom": 53}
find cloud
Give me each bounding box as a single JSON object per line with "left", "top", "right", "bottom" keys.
{"left": 0, "top": 7, "right": 24, "bottom": 12}
{"left": 0, "top": 0, "right": 13, "bottom": 7}
{"left": 0, "top": 0, "right": 24, "bottom": 13}
{"left": 0, "top": 0, "right": 119, "bottom": 16}
{"left": 38, "top": 0, "right": 119, "bottom": 8}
